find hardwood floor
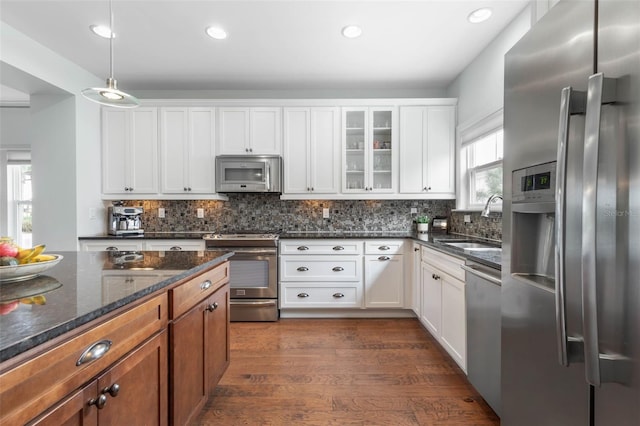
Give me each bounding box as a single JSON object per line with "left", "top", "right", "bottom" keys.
{"left": 194, "top": 318, "right": 499, "bottom": 425}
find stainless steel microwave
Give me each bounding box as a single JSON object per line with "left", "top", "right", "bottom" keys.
{"left": 215, "top": 155, "right": 283, "bottom": 193}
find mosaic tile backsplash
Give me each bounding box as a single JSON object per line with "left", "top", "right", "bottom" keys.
{"left": 449, "top": 211, "right": 503, "bottom": 242}
{"left": 121, "top": 195, "right": 456, "bottom": 234}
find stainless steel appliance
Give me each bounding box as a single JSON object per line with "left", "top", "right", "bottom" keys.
{"left": 431, "top": 216, "right": 448, "bottom": 233}
{"left": 215, "top": 155, "right": 282, "bottom": 193}
{"left": 107, "top": 205, "right": 144, "bottom": 235}
{"left": 502, "top": 1, "right": 639, "bottom": 425}
{"left": 203, "top": 233, "right": 279, "bottom": 321}
{"left": 462, "top": 261, "right": 501, "bottom": 416}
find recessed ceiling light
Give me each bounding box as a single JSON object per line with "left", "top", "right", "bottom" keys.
{"left": 89, "top": 24, "right": 114, "bottom": 39}
{"left": 468, "top": 8, "right": 492, "bottom": 23}
{"left": 206, "top": 26, "right": 228, "bottom": 40}
{"left": 341, "top": 25, "right": 362, "bottom": 39}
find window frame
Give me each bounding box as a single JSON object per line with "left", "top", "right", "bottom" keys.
{"left": 456, "top": 109, "right": 503, "bottom": 211}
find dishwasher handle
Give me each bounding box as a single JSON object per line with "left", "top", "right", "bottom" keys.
{"left": 461, "top": 264, "right": 501, "bottom": 286}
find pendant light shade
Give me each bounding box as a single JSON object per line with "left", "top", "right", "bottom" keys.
{"left": 82, "top": 0, "right": 139, "bottom": 108}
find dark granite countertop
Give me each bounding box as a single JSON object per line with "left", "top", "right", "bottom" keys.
{"left": 279, "top": 231, "right": 415, "bottom": 239}
{"left": 412, "top": 233, "right": 502, "bottom": 270}
{"left": 0, "top": 250, "right": 233, "bottom": 363}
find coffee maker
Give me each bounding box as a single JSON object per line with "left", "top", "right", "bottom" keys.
{"left": 108, "top": 203, "right": 144, "bottom": 235}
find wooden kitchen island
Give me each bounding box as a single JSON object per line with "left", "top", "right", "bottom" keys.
{"left": 0, "top": 250, "right": 233, "bottom": 426}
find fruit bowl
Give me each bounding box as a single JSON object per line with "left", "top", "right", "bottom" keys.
{"left": 0, "top": 255, "right": 63, "bottom": 283}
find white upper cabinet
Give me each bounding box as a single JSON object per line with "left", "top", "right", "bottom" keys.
{"left": 102, "top": 107, "right": 159, "bottom": 196}
{"left": 160, "top": 107, "right": 215, "bottom": 194}
{"left": 218, "top": 107, "right": 282, "bottom": 155}
{"left": 399, "top": 105, "right": 455, "bottom": 198}
{"left": 283, "top": 107, "right": 339, "bottom": 195}
{"left": 342, "top": 107, "right": 397, "bottom": 195}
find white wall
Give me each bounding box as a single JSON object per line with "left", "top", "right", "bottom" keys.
{"left": 446, "top": 5, "right": 533, "bottom": 129}
{"left": 0, "top": 107, "right": 30, "bottom": 147}
{"left": 0, "top": 22, "right": 104, "bottom": 249}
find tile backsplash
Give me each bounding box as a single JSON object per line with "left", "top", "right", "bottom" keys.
{"left": 121, "top": 195, "right": 456, "bottom": 234}
{"left": 449, "top": 211, "right": 502, "bottom": 242}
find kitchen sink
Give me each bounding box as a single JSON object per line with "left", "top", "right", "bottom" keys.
{"left": 437, "top": 240, "right": 502, "bottom": 253}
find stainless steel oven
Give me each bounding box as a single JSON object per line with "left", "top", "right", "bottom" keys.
{"left": 203, "top": 233, "right": 279, "bottom": 321}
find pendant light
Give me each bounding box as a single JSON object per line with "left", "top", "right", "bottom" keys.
{"left": 82, "top": 0, "right": 139, "bottom": 108}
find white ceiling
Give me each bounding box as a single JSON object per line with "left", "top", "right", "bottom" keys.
{"left": 0, "top": 0, "right": 529, "bottom": 94}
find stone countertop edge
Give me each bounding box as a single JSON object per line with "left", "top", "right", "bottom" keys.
{"left": 0, "top": 252, "right": 234, "bottom": 363}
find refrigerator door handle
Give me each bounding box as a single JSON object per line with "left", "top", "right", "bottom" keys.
{"left": 582, "top": 72, "right": 618, "bottom": 386}
{"left": 555, "top": 86, "right": 586, "bottom": 367}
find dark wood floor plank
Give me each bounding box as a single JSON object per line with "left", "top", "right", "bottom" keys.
{"left": 194, "top": 318, "right": 499, "bottom": 426}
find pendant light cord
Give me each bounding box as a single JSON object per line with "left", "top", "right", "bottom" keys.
{"left": 109, "top": 0, "right": 114, "bottom": 79}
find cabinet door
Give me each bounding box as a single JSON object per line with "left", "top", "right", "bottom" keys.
{"left": 343, "top": 108, "right": 367, "bottom": 191}
{"left": 283, "top": 108, "right": 311, "bottom": 193}
{"left": 364, "top": 254, "right": 404, "bottom": 308}
{"left": 420, "top": 261, "right": 441, "bottom": 337}
{"left": 218, "top": 108, "right": 249, "bottom": 154}
{"left": 170, "top": 299, "right": 208, "bottom": 426}
{"left": 97, "top": 330, "right": 168, "bottom": 426}
{"left": 369, "top": 107, "right": 395, "bottom": 192}
{"left": 399, "top": 106, "right": 427, "bottom": 194}
{"left": 440, "top": 275, "right": 466, "bottom": 371}
{"left": 28, "top": 382, "right": 98, "bottom": 426}
{"left": 411, "top": 243, "right": 422, "bottom": 316}
{"left": 206, "top": 284, "right": 230, "bottom": 388}
{"left": 160, "top": 107, "right": 189, "bottom": 193}
{"left": 250, "top": 108, "right": 282, "bottom": 154}
{"left": 129, "top": 108, "right": 159, "bottom": 194}
{"left": 102, "top": 109, "right": 129, "bottom": 194}
{"left": 425, "top": 106, "right": 455, "bottom": 194}
{"left": 186, "top": 108, "right": 215, "bottom": 193}
{"left": 310, "top": 108, "right": 339, "bottom": 194}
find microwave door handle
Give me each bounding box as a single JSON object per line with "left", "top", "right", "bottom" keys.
{"left": 555, "top": 86, "right": 586, "bottom": 367}
{"left": 265, "top": 162, "right": 271, "bottom": 191}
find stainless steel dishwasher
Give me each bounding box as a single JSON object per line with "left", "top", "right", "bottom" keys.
{"left": 462, "top": 261, "right": 501, "bottom": 417}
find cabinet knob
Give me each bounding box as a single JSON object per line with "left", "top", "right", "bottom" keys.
{"left": 311, "top": 187, "right": 314, "bottom": 191}
{"left": 206, "top": 302, "right": 219, "bottom": 312}
{"left": 332, "top": 246, "right": 345, "bottom": 251}
{"left": 414, "top": 247, "right": 420, "bottom": 252}
{"left": 129, "top": 187, "right": 134, "bottom": 191}
{"left": 332, "top": 266, "right": 344, "bottom": 272}
{"left": 170, "top": 246, "right": 182, "bottom": 251}
{"left": 297, "top": 293, "right": 309, "bottom": 298}
{"left": 88, "top": 394, "right": 108, "bottom": 410}
{"left": 432, "top": 274, "right": 441, "bottom": 280}
{"left": 378, "top": 256, "right": 391, "bottom": 261}
{"left": 307, "top": 187, "right": 311, "bottom": 191}
{"left": 378, "top": 246, "right": 390, "bottom": 251}
{"left": 245, "top": 148, "right": 249, "bottom": 153}
{"left": 250, "top": 148, "right": 253, "bottom": 152}
{"left": 184, "top": 187, "right": 188, "bottom": 191}
{"left": 333, "top": 293, "right": 345, "bottom": 298}
{"left": 200, "top": 279, "right": 212, "bottom": 290}
{"left": 297, "top": 246, "right": 309, "bottom": 251}
{"left": 297, "top": 266, "right": 309, "bottom": 272}
{"left": 102, "top": 383, "right": 120, "bottom": 398}
{"left": 188, "top": 187, "right": 192, "bottom": 191}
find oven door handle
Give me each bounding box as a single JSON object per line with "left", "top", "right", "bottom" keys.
{"left": 219, "top": 247, "right": 277, "bottom": 255}
{"left": 230, "top": 300, "right": 278, "bottom": 308}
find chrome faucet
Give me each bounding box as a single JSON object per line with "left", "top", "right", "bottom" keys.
{"left": 481, "top": 194, "right": 503, "bottom": 217}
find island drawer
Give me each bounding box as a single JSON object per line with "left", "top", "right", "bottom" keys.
{"left": 170, "top": 261, "right": 230, "bottom": 319}
{"left": 0, "top": 294, "right": 168, "bottom": 426}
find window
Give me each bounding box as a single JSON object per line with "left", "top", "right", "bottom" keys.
{"left": 2, "top": 151, "right": 32, "bottom": 248}
{"left": 457, "top": 110, "right": 503, "bottom": 210}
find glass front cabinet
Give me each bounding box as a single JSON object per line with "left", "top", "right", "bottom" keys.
{"left": 342, "top": 107, "right": 397, "bottom": 193}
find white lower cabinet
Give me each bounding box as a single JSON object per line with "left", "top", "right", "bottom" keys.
{"left": 80, "top": 239, "right": 205, "bottom": 252}
{"left": 80, "top": 240, "right": 144, "bottom": 252}
{"left": 420, "top": 246, "right": 466, "bottom": 371}
{"left": 142, "top": 240, "right": 205, "bottom": 252}
{"left": 363, "top": 240, "right": 405, "bottom": 308}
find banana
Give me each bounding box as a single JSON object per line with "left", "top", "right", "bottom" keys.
{"left": 32, "top": 254, "right": 56, "bottom": 262}
{"left": 18, "top": 245, "right": 46, "bottom": 264}
{"left": 20, "top": 295, "right": 47, "bottom": 305}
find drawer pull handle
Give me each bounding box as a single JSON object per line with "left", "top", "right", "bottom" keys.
{"left": 378, "top": 246, "right": 391, "bottom": 251}
{"left": 77, "top": 339, "right": 113, "bottom": 366}
{"left": 170, "top": 246, "right": 182, "bottom": 251}
{"left": 297, "top": 246, "right": 309, "bottom": 251}
{"left": 102, "top": 383, "right": 120, "bottom": 397}
{"left": 378, "top": 256, "right": 391, "bottom": 261}
{"left": 297, "top": 293, "right": 310, "bottom": 298}
{"left": 432, "top": 274, "right": 441, "bottom": 280}
{"left": 297, "top": 266, "right": 309, "bottom": 272}
{"left": 206, "top": 302, "right": 219, "bottom": 312}
{"left": 88, "top": 394, "right": 108, "bottom": 410}
{"left": 200, "top": 280, "right": 212, "bottom": 290}
{"left": 333, "top": 246, "right": 345, "bottom": 251}
{"left": 105, "top": 246, "right": 119, "bottom": 251}
{"left": 332, "top": 266, "right": 344, "bottom": 272}
{"left": 333, "top": 293, "right": 345, "bottom": 298}
{"left": 414, "top": 247, "right": 420, "bottom": 252}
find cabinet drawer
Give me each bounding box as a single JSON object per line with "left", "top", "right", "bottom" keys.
{"left": 364, "top": 240, "right": 405, "bottom": 255}
{"left": 280, "top": 240, "right": 362, "bottom": 255}
{"left": 421, "top": 246, "right": 465, "bottom": 282}
{"left": 281, "top": 284, "right": 362, "bottom": 308}
{"left": 81, "top": 240, "right": 144, "bottom": 252}
{"left": 0, "top": 294, "right": 168, "bottom": 426}
{"left": 143, "top": 240, "right": 205, "bottom": 252}
{"left": 280, "top": 256, "right": 361, "bottom": 281}
{"left": 170, "top": 262, "right": 229, "bottom": 319}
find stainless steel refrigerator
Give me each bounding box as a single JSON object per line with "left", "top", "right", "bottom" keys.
{"left": 502, "top": 0, "right": 639, "bottom": 425}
